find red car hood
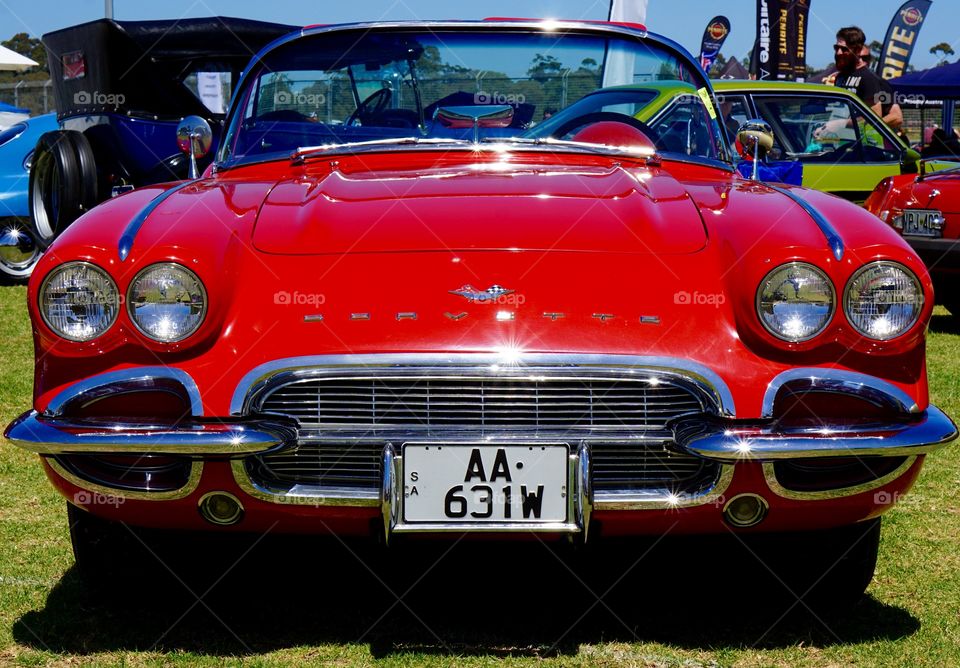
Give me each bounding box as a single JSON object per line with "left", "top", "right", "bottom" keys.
{"left": 251, "top": 160, "right": 708, "bottom": 255}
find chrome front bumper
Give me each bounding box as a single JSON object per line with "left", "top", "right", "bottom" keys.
{"left": 4, "top": 411, "right": 298, "bottom": 456}
{"left": 673, "top": 406, "right": 958, "bottom": 461}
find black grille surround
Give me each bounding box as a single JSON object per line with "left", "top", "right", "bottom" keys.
{"left": 242, "top": 370, "right": 722, "bottom": 497}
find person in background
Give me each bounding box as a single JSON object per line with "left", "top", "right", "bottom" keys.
{"left": 833, "top": 27, "right": 903, "bottom": 131}
{"left": 860, "top": 45, "right": 908, "bottom": 143}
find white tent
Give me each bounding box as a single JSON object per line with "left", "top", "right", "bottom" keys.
{"left": 0, "top": 45, "right": 38, "bottom": 72}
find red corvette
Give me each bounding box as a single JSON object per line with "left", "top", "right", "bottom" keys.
{"left": 866, "top": 161, "right": 960, "bottom": 315}
{"left": 5, "top": 20, "right": 956, "bottom": 603}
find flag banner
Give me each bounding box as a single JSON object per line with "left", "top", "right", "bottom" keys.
{"left": 699, "top": 16, "right": 731, "bottom": 73}
{"left": 751, "top": 0, "right": 780, "bottom": 80}
{"left": 753, "top": 1, "right": 809, "bottom": 81}
{"left": 608, "top": 0, "right": 649, "bottom": 25}
{"left": 877, "top": 0, "right": 933, "bottom": 79}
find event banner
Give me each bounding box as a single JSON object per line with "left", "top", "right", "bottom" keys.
{"left": 751, "top": 0, "right": 810, "bottom": 81}
{"left": 698, "top": 16, "right": 731, "bottom": 73}
{"left": 876, "top": 0, "right": 932, "bottom": 79}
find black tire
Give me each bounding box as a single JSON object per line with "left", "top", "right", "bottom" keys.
{"left": 67, "top": 502, "right": 156, "bottom": 582}
{"left": 28, "top": 131, "right": 89, "bottom": 249}
{"left": 69, "top": 131, "right": 100, "bottom": 212}
{"left": 747, "top": 518, "right": 881, "bottom": 613}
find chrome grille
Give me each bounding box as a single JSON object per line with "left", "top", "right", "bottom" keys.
{"left": 250, "top": 440, "right": 714, "bottom": 492}
{"left": 257, "top": 377, "right": 705, "bottom": 431}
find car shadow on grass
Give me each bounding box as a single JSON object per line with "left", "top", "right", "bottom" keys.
{"left": 14, "top": 532, "right": 920, "bottom": 658}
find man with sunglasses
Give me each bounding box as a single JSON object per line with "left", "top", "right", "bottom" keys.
{"left": 833, "top": 27, "right": 903, "bottom": 130}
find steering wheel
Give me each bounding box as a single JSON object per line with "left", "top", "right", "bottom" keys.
{"left": 346, "top": 88, "right": 392, "bottom": 127}
{"left": 550, "top": 111, "right": 657, "bottom": 142}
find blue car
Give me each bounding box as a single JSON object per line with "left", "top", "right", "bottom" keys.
{"left": 0, "top": 113, "right": 57, "bottom": 281}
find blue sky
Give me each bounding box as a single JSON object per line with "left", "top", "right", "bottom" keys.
{"left": 1, "top": 0, "right": 957, "bottom": 71}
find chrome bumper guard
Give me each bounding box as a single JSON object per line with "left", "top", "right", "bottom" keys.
{"left": 673, "top": 406, "right": 957, "bottom": 462}
{"left": 380, "top": 443, "right": 592, "bottom": 538}
{"left": 4, "top": 410, "right": 298, "bottom": 457}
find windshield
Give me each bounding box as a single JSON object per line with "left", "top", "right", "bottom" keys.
{"left": 220, "top": 27, "right": 728, "bottom": 165}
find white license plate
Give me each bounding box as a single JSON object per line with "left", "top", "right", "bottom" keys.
{"left": 401, "top": 444, "right": 568, "bottom": 524}
{"left": 902, "top": 209, "right": 943, "bottom": 238}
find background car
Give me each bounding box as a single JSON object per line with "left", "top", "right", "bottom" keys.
{"left": 866, "top": 160, "right": 960, "bottom": 315}
{"left": 0, "top": 112, "right": 56, "bottom": 282}
{"left": 5, "top": 19, "right": 955, "bottom": 609}
{"left": 713, "top": 80, "right": 919, "bottom": 204}
{"left": 27, "top": 16, "right": 295, "bottom": 250}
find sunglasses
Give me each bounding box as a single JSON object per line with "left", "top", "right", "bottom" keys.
{"left": 833, "top": 44, "right": 852, "bottom": 53}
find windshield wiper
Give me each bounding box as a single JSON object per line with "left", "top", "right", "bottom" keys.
{"left": 292, "top": 137, "right": 474, "bottom": 163}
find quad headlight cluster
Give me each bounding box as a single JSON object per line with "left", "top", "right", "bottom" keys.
{"left": 40, "top": 261, "right": 206, "bottom": 343}
{"left": 757, "top": 261, "right": 923, "bottom": 343}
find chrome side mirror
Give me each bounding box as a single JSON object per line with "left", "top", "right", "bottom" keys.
{"left": 176, "top": 115, "right": 213, "bottom": 179}
{"left": 735, "top": 119, "right": 774, "bottom": 180}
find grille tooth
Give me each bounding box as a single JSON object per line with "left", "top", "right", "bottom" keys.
{"left": 260, "top": 377, "right": 704, "bottom": 431}
{"left": 248, "top": 373, "right": 716, "bottom": 494}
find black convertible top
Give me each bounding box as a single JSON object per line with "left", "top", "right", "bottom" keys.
{"left": 44, "top": 17, "right": 298, "bottom": 120}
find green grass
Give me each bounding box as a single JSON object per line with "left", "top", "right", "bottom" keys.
{"left": 1, "top": 283, "right": 959, "bottom": 667}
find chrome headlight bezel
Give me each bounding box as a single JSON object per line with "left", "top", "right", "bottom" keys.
{"left": 39, "top": 261, "right": 120, "bottom": 342}
{"left": 756, "top": 262, "right": 836, "bottom": 343}
{"left": 843, "top": 261, "right": 923, "bottom": 341}
{"left": 126, "top": 262, "right": 207, "bottom": 343}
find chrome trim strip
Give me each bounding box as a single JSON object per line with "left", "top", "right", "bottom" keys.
{"left": 674, "top": 406, "right": 957, "bottom": 462}
{"left": 229, "top": 353, "right": 736, "bottom": 418}
{"left": 230, "top": 459, "right": 381, "bottom": 507}
{"left": 5, "top": 411, "right": 297, "bottom": 457}
{"left": 47, "top": 457, "right": 203, "bottom": 501}
{"left": 766, "top": 184, "right": 845, "bottom": 261}
{"left": 592, "top": 463, "right": 733, "bottom": 510}
{"left": 762, "top": 456, "right": 918, "bottom": 501}
{"left": 762, "top": 367, "right": 920, "bottom": 417}
{"left": 46, "top": 367, "right": 204, "bottom": 417}
{"left": 117, "top": 180, "right": 198, "bottom": 262}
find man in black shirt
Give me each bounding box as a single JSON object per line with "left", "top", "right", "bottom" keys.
{"left": 833, "top": 26, "right": 903, "bottom": 130}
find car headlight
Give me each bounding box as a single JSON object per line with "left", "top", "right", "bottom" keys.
{"left": 756, "top": 262, "right": 835, "bottom": 342}
{"left": 127, "top": 263, "right": 206, "bottom": 342}
{"left": 39, "top": 262, "right": 120, "bottom": 341}
{"left": 844, "top": 261, "right": 923, "bottom": 340}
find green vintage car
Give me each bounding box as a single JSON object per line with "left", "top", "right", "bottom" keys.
{"left": 538, "top": 80, "right": 919, "bottom": 204}
{"left": 713, "top": 80, "right": 919, "bottom": 203}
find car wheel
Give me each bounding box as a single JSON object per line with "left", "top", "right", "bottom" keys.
{"left": 67, "top": 502, "right": 155, "bottom": 581}
{"left": 28, "top": 131, "right": 91, "bottom": 249}
{"left": 746, "top": 518, "right": 881, "bottom": 612}
{"left": 0, "top": 218, "right": 41, "bottom": 283}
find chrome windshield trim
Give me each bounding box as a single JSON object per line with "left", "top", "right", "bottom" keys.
{"left": 229, "top": 353, "right": 736, "bottom": 418}
{"left": 762, "top": 367, "right": 920, "bottom": 417}
{"left": 47, "top": 457, "right": 203, "bottom": 501}
{"left": 217, "top": 20, "right": 730, "bottom": 168}
{"left": 592, "top": 463, "right": 733, "bottom": 510}
{"left": 117, "top": 180, "right": 198, "bottom": 262}
{"left": 762, "top": 456, "right": 917, "bottom": 501}
{"left": 765, "top": 184, "right": 845, "bottom": 261}
{"left": 45, "top": 366, "right": 204, "bottom": 417}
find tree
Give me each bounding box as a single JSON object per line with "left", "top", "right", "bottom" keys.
{"left": 527, "top": 54, "right": 564, "bottom": 83}
{"left": 930, "top": 42, "right": 955, "bottom": 65}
